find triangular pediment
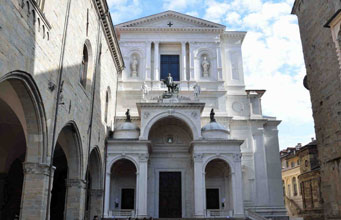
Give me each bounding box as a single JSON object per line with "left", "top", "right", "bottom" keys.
{"left": 116, "top": 11, "right": 225, "bottom": 29}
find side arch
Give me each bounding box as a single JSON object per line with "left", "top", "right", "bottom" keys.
{"left": 202, "top": 154, "right": 236, "bottom": 174}
{"left": 0, "top": 70, "right": 48, "bottom": 163}
{"left": 107, "top": 155, "right": 139, "bottom": 174}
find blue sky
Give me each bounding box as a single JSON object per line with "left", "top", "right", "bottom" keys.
{"left": 108, "top": 0, "right": 315, "bottom": 149}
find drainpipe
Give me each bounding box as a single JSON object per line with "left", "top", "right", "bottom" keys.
{"left": 46, "top": 0, "right": 72, "bottom": 218}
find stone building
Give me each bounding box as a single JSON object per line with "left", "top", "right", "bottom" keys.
{"left": 0, "top": 0, "right": 123, "bottom": 219}
{"left": 280, "top": 145, "right": 304, "bottom": 218}
{"left": 292, "top": 1, "right": 341, "bottom": 219}
{"left": 298, "top": 140, "right": 323, "bottom": 220}
{"left": 104, "top": 11, "right": 287, "bottom": 219}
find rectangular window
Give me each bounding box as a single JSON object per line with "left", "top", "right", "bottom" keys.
{"left": 160, "top": 55, "right": 180, "bottom": 81}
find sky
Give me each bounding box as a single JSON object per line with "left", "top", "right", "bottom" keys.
{"left": 108, "top": 0, "right": 315, "bottom": 150}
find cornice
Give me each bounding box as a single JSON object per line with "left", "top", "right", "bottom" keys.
{"left": 116, "top": 27, "right": 225, "bottom": 33}
{"left": 92, "top": 0, "right": 125, "bottom": 72}
{"left": 136, "top": 102, "right": 205, "bottom": 108}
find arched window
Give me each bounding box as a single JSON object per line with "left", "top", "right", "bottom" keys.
{"left": 81, "top": 44, "right": 89, "bottom": 88}
{"left": 293, "top": 177, "right": 298, "bottom": 196}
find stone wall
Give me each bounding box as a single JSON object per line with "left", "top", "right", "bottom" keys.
{"left": 292, "top": 1, "right": 341, "bottom": 219}
{"left": 0, "top": 0, "right": 123, "bottom": 219}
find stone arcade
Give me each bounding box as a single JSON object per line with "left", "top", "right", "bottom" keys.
{"left": 105, "top": 11, "right": 286, "bottom": 219}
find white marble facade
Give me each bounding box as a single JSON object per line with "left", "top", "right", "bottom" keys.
{"left": 105, "top": 11, "right": 286, "bottom": 219}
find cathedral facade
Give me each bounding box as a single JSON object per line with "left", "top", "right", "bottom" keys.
{"left": 105, "top": 11, "right": 286, "bottom": 219}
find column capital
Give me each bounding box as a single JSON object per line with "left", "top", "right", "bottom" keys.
{"left": 23, "top": 162, "right": 53, "bottom": 176}
{"left": 153, "top": 41, "right": 160, "bottom": 45}
{"left": 138, "top": 153, "right": 149, "bottom": 162}
{"left": 233, "top": 153, "right": 242, "bottom": 162}
{"left": 65, "top": 178, "right": 87, "bottom": 189}
{"left": 193, "top": 153, "right": 203, "bottom": 162}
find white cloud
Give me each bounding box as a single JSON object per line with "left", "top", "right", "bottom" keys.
{"left": 109, "top": 0, "right": 142, "bottom": 24}
{"left": 186, "top": 11, "right": 199, "bottom": 17}
{"left": 203, "top": 0, "right": 230, "bottom": 23}
{"left": 162, "top": 0, "right": 203, "bottom": 11}
{"left": 225, "top": 11, "right": 242, "bottom": 25}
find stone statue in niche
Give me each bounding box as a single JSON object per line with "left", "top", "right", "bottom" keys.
{"left": 130, "top": 55, "right": 138, "bottom": 77}
{"left": 202, "top": 56, "right": 210, "bottom": 77}
{"left": 193, "top": 82, "right": 201, "bottom": 100}
{"left": 141, "top": 82, "right": 149, "bottom": 101}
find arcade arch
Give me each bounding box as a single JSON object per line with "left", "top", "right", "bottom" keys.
{"left": 0, "top": 71, "right": 47, "bottom": 219}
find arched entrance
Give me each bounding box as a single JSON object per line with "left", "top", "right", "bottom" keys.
{"left": 50, "top": 123, "right": 83, "bottom": 220}
{"left": 0, "top": 99, "right": 26, "bottom": 219}
{"left": 0, "top": 72, "right": 47, "bottom": 219}
{"left": 204, "top": 159, "right": 232, "bottom": 217}
{"left": 110, "top": 159, "right": 137, "bottom": 217}
{"left": 85, "top": 147, "right": 103, "bottom": 220}
{"left": 147, "top": 116, "right": 193, "bottom": 218}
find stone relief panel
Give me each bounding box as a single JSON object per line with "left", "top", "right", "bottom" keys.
{"left": 229, "top": 51, "right": 240, "bottom": 80}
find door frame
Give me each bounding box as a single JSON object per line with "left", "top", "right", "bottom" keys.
{"left": 154, "top": 169, "right": 185, "bottom": 218}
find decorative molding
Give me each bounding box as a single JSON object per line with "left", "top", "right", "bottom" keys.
{"left": 233, "top": 153, "right": 242, "bottom": 162}
{"left": 92, "top": 0, "right": 124, "bottom": 72}
{"left": 23, "top": 162, "right": 52, "bottom": 176}
{"left": 117, "top": 27, "right": 225, "bottom": 33}
{"left": 138, "top": 153, "right": 149, "bottom": 162}
{"left": 193, "top": 153, "right": 203, "bottom": 162}
{"left": 116, "top": 11, "right": 225, "bottom": 29}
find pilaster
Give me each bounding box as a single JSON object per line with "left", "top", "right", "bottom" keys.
{"left": 154, "top": 41, "right": 160, "bottom": 82}
{"left": 145, "top": 41, "right": 152, "bottom": 81}
{"left": 181, "top": 41, "right": 187, "bottom": 82}
{"left": 136, "top": 153, "right": 149, "bottom": 217}
{"left": 193, "top": 153, "right": 205, "bottom": 217}
{"left": 252, "top": 129, "right": 270, "bottom": 206}
{"left": 104, "top": 172, "right": 111, "bottom": 217}
{"left": 189, "top": 42, "right": 195, "bottom": 81}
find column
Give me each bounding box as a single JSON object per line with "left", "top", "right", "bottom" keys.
{"left": 193, "top": 153, "right": 205, "bottom": 217}
{"left": 231, "top": 154, "right": 244, "bottom": 217}
{"left": 189, "top": 42, "right": 195, "bottom": 81}
{"left": 181, "top": 42, "right": 187, "bottom": 81}
{"left": 65, "top": 178, "right": 87, "bottom": 220}
{"left": 104, "top": 172, "right": 111, "bottom": 217}
{"left": 154, "top": 41, "right": 159, "bottom": 81}
{"left": 216, "top": 45, "right": 222, "bottom": 81}
{"left": 145, "top": 41, "right": 152, "bottom": 81}
{"left": 136, "top": 154, "right": 148, "bottom": 217}
{"left": 20, "top": 162, "right": 53, "bottom": 220}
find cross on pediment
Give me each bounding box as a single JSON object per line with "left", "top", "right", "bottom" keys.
{"left": 167, "top": 21, "right": 173, "bottom": 27}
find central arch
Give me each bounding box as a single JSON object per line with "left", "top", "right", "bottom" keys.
{"left": 141, "top": 111, "right": 200, "bottom": 140}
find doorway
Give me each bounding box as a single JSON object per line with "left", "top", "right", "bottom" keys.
{"left": 159, "top": 172, "right": 182, "bottom": 218}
